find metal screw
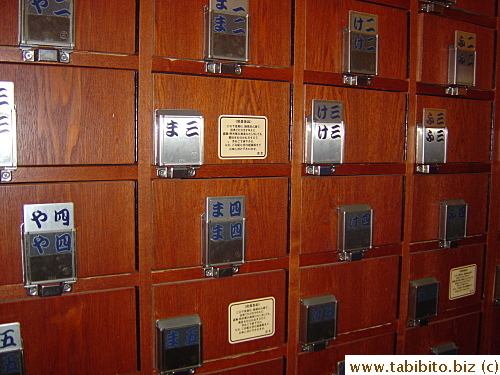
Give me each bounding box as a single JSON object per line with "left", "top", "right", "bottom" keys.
{"left": 23, "top": 50, "right": 34, "bottom": 61}
{"left": 188, "top": 169, "right": 196, "bottom": 177}
{"left": 157, "top": 169, "right": 167, "bottom": 178}
{"left": 59, "top": 52, "right": 69, "bottom": 63}
{"left": 28, "top": 287, "right": 38, "bottom": 296}
{"left": 234, "top": 65, "right": 242, "bottom": 75}
{"left": 1, "top": 171, "right": 12, "bottom": 182}
{"left": 62, "top": 283, "right": 72, "bottom": 293}
{"left": 204, "top": 269, "right": 213, "bottom": 277}
{"left": 232, "top": 265, "right": 239, "bottom": 274}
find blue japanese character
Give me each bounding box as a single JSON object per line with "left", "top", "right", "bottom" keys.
{"left": 457, "top": 35, "right": 466, "bottom": 48}
{"left": 230, "top": 222, "right": 243, "bottom": 239}
{"left": 215, "top": 0, "right": 228, "bottom": 10}
{"left": 426, "top": 113, "right": 435, "bottom": 125}
{"left": 212, "top": 202, "right": 224, "bottom": 218}
{"left": 31, "top": 210, "right": 48, "bottom": 229}
{"left": 185, "top": 121, "right": 199, "bottom": 137}
{"left": 229, "top": 201, "right": 242, "bottom": 217}
{"left": 349, "top": 215, "right": 359, "bottom": 229}
{"left": 311, "top": 307, "right": 323, "bottom": 323}
{"left": 353, "top": 17, "right": 363, "bottom": 31}
{"left": 214, "top": 15, "right": 227, "bottom": 32}
{"left": 354, "top": 35, "right": 364, "bottom": 50}
{"left": 448, "top": 208, "right": 457, "bottom": 220}
{"left": 330, "top": 125, "right": 341, "bottom": 139}
{"left": 361, "top": 213, "right": 371, "bottom": 227}
{"left": 212, "top": 224, "right": 224, "bottom": 241}
{"left": 32, "top": 235, "right": 50, "bottom": 255}
{"left": 324, "top": 303, "right": 335, "bottom": 319}
{"left": 185, "top": 327, "right": 199, "bottom": 345}
{"left": 317, "top": 105, "right": 327, "bottom": 120}
{"left": 55, "top": 233, "right": 72, "bottom": 252}
{"left": 166, "top": 330, "right": 179, "bottom": 348}
{"left": 1, "top": 352, "right": 21, "bottom": 374}
{"left": 318, "top": 125, "right": 328, "bottom": 140}
{"left": 458, "top": 206, "right": 466, "bottom": 219}
{"left": 166, "top": 120, "right": 179, "bottom": 137}
{"left": 330, "top": 105, "right": 341, "bottom": 120}
{"left": 426, "top": 129, "right": 435, "bottom": 143}
{"left": 30, "top": 0, "right": 49, "bottom": 15}
{"left": 0, "top": 330, "right": 15, "bottom": 349}
{"left": 232, "top": 6, "right": 246, "bottom": 12}
{"left": 55, "top": 208, "right": 70, "bottom": 226}
{"left": 436, "top": 129, "right": 445, "bottom": 142}
{"left": 436, "top": 113, "right": 445, "bottom": 126}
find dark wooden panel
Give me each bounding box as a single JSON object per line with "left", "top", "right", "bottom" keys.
{"left": 154, "top": 0, "right": 291, "bottom": 67}
{"left": 301, "top": 176, "right": 403, "bottom": 255}
{"left": 418, "top": 14, "right": 495, "bottom": 90}
{"left": 0, "top": 1, "right": 18, "bottom": 46}
{"left": 75, "top": 1, "right": 136, "bottom": 54}
{"left": 0, "top": 64, "right": 136, "bottom": 165}
{"left": 0, "top": 288, "right": 138, "bottom": 375}
{"left": 203, "top": 358, "right": 284, "bottom": 374}
{"left": 304, "top": 86, "right": 406, "bottom": 163}
{"left": 451, "top": 0, "right": 497, "bottom": 18}
{"left": 404, "top": 313, "right": 480, "bottom": 354}
{"left": 153, "top": 270, "right": 286, "bottom": 361}
{"left": 411, "top": 174, "right": 489, "bottom": 242}
{"left": 152, "top": 178, "right": 288, "bottom": 270}
{"left": 410, "top": 244, "right": 484, "bottom": 313}
{"left": 300, "top": 256, "right": 400, "bottom": 334}
{"left": 297, "top": 333, "right": 395, "bottom": 375}
{"left": 416, "top": 96, "right": 492, "bottom": 163}
{"left": 305, "top": 0, "right": 408, "bottom": 80}
{"left": 153, "top": 74, "right": 290, "bottom": 165}
{"left": 0, "top": 181, "right": 136, "bottom": 285}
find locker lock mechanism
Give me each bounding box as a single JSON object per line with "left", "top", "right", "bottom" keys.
{"left": 338, "top": 204, "right": 373, "bottom": 262}
{"left": 416, "top": 109, "right": 448, "bottom": 174}
{"left": 305, "top": 100, "right": 345, "bottom": 176}
{"left": 156, "top": 315, "right": 203, "bottom": 375}
{"left": 300, "top": 295, "right": 338, "bottom": 352}
{"left": 430, "top": 342, "right": 459, "bottom": 355}
{"left": 204, "top": 0, "right": 249, "bottom": 76}
{"left": 342, "top": 11, "right": 379, "bottom": 86}
{"left": 19, "top": 0, "right": 75, "bottom": 63}
{"left": 21, "top": 203, "right": 77, "bottom": 297}
{"left": 439, "top": 199, "right": 468, "bottom": 249}
{"left": 419, "top": 0, "right": 457, "bottom": 14}
{"left": 446, "top": 31, "right": 476, "bottom": 96}
{"left": 201, "top": 196, "right": 246, "bottom": 278}
{"left": 408, "top": 277, "right": 439, "bottom": 327}
{"left": 0, "top": 81, "right": 17, "bottom": 183}
{"left": 155, "top": 110, "right": 204, "bottom": 179}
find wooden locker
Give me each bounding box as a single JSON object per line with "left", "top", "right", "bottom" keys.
{"left": 297, "top": 333, "right": 395, "bottom": 375}
{"left": 301, "top": 175, "right": 403, "bottom": 255}
{"left": 0, "top": 181, "right": 136, "bottom": 285}
{"left": 409, "top": 244, "right": 484, "bottom": 314}
{"left": 411, "top": 174, "right": 489, "bottom": 243}
{"left": 153, "top": 0, "right": 292, "bottom": 67}
{"left": 0, "top": 289, "right": 138, "bottom": 375}
{"left": 404, "top": 313, "right": 481, "bottom": 354}
{"left": 417, "top": 14, "right": 495, "bottom": 90}
{"left": 153, "top": 74, "right": 290, "bottom": 165}
{"left": 153, "top": 270, "right": 286, "bottom": 362}
{"left": 416, "top": 96, "right": 492, "bottom": 163}
{"left": 0, "top": 65, "right": 136, "bottom": 165}
{"left": 304, "top": 86, "right": 406, "bottom": 163}
{"left": 300, "top": 256, "right": 400, "bottom": 335}
{"left": 304, "top": 0, "right": 408, "bottom": 80}
{"left": 0, "top": 1, "right": 137, "bottom": 54}
{"left": 152, "top": 178, "right": 288, "bottom": 270}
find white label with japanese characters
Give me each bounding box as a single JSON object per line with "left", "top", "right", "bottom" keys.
{"left": 449, "top": 264, "right": 476, "bottom": 300}
{"left": 228, "top": 297, "right": 275, "bottom": 344}
{"left": 218, "top": 115, "right": 268, "bottom": 159}
{"left": 23, "top": 202, "right": 74, "bottom": 232}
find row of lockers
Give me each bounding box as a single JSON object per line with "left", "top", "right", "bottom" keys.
{"left": 0, "top": 66, "right": 493, "bottom": 166}
{"left": 0, "top": 173, "right": 490, "bottom": 280}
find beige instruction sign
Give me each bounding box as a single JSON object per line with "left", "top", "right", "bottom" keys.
{"left": 218, "top": 115, "right": 268, "bottom": 159}
{"left": 228, "top": 296, "right": 275, "bottom": 344}
{"left": 449, "top": 264, "right": 476, "bottom": 300}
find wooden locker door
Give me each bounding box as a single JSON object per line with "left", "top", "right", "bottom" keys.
{"left": 304, "top": 0, "right": 408, "bottom": 80}
{"left": 404, "top": 313, "right": 481, "bottom": 354}
{"left": 297, "top": 333, "right": 395, "bottom": 375}
{"left": 0, "top": 289, "right": 138, "bottom": 375}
